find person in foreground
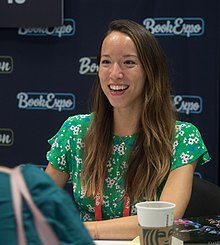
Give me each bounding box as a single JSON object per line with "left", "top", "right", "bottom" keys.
{"left": 45, "top": 19, "right": 211, "bottom": 240}
{"left": 0, "top": 164, "right": 94, "bottom": 245}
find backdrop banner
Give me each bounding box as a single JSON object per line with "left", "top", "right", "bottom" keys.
{"left": 0, "top": 0, "right": 219, "bottom": 186}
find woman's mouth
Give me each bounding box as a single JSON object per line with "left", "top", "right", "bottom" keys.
{"left": 109, "top": 84, "right": 129, "bottom": 91}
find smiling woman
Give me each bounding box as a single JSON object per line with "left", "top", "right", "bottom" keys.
{"left": 99, "top": 31, "right": 145, "bottom": 110}
{"left": 45, "top": 19, "right": 210, "bottom": 240}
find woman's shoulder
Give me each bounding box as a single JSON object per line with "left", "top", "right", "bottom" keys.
{"left": 47, "top": 113, "right": 93, "bottom": 147}
{"left": 174, "top": 120, "right": 204, "bottom": 144}
{"left": 61, "top": 113, "right": 93, "bottom": 131}
{"left": 175, "top": 120, "right": 199, "bottom": 133}
{"left": 171, "top": 121, "right": 211, "bottom": 169}
{"left": 65, "top": 113, "right": 93, "bottom": 124}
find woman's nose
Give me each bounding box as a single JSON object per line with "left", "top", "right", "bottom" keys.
{"left": 110, "top": 63, "right": 123, "bottom": 80}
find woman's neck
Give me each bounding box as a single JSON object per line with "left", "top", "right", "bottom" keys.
{"left": 113, "top": 108, "right": 141, "bottom": 136}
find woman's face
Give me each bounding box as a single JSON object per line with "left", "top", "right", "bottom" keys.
{"left": 99, "top": 31, "right": 146, "bottom": 111}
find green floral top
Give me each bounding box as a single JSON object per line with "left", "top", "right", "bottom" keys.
{"left": 46, "top": 113, "right": 210, "bottom": 221}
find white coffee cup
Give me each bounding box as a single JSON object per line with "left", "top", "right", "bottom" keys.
{"left": 135, "top": 201, "right": 176, "bottom": 227}
{"left": 135, "top": 201, "right": 176, "bottom": 245}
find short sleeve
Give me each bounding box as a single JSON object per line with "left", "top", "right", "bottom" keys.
{"left": 46, "top": 114, "right": 92, "bottom": 173}
{"left": 46, "top": 117, "right": 76, "bottom": 173}
{"left": 170, "top": 121, "right": 211, "bottom": 171}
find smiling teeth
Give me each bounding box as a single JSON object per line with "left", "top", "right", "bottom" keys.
{"left": 109, "top": 85, "right": 128, "bottom": 90}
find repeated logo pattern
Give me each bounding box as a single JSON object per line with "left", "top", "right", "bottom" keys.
{"left": 0, "top": 128, "right": 14, "bottom": 146}
{"left": 17, "top": 92, "right": 75, "bottom": 111}
{"left": 143, "top": 17, "right": 204, "bottom": 37}
{"left": 0, "top": 56, "right": 13, "bottom": 74}
{"left": 18, "top": 19, "right": 75, "bottom": 37}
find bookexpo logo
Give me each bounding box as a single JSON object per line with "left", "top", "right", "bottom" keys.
{"left": 79, "top": 57, "right": 98, "bottom": 75}
{"left": 7, "top": 0, "right": 26, "bottom": 3}
{"left": 0, "top": 56, "right": 13, "bottom": 74}
{"left": 173, "top": 95, "right": 203, "bottom": 114}
{"left": 143, "top": 18, "right": 204, "bottom": 37}
{"left": 18, "top": 19, "right": 75, "bottom": 38}
{"left": 17, "top": 92, "right": 75, "bottom": 112}
{"left": 0, "top": 128, "right": 14, "bottom": 146}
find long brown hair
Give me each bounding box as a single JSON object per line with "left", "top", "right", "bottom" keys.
{"left": 81, "top": 19, "right": 177, "bottom": 201}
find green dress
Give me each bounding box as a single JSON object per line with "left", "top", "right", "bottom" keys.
{"left": 46, "top": 113, "right": 211, "bottom": 221}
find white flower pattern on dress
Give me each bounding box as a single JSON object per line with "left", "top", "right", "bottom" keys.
{"left": 46, "top": 114, "right": 210, "bottom": 222}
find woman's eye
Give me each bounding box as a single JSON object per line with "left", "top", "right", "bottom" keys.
{"left": 101, "top": 59, "right": 111, "bottom": 65}
{"left": 124, "top": 60, "right": 136, "bottom": 66}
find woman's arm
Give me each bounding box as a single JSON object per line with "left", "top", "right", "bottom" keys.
{"left": 45, "top": 162, "right": 70, "bottom": 188}
{"left": 160, "top": 160, "right": 197, "bottom": 219}
{"left": 84, "top": 161, "right": 197, "bottom": 240}
{"left": 84, "top": 215, "right": 139, "bottom": 240}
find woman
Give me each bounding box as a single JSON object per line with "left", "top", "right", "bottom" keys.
{"left": 45, "top": 19, "right": 210, "bottom": 240}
